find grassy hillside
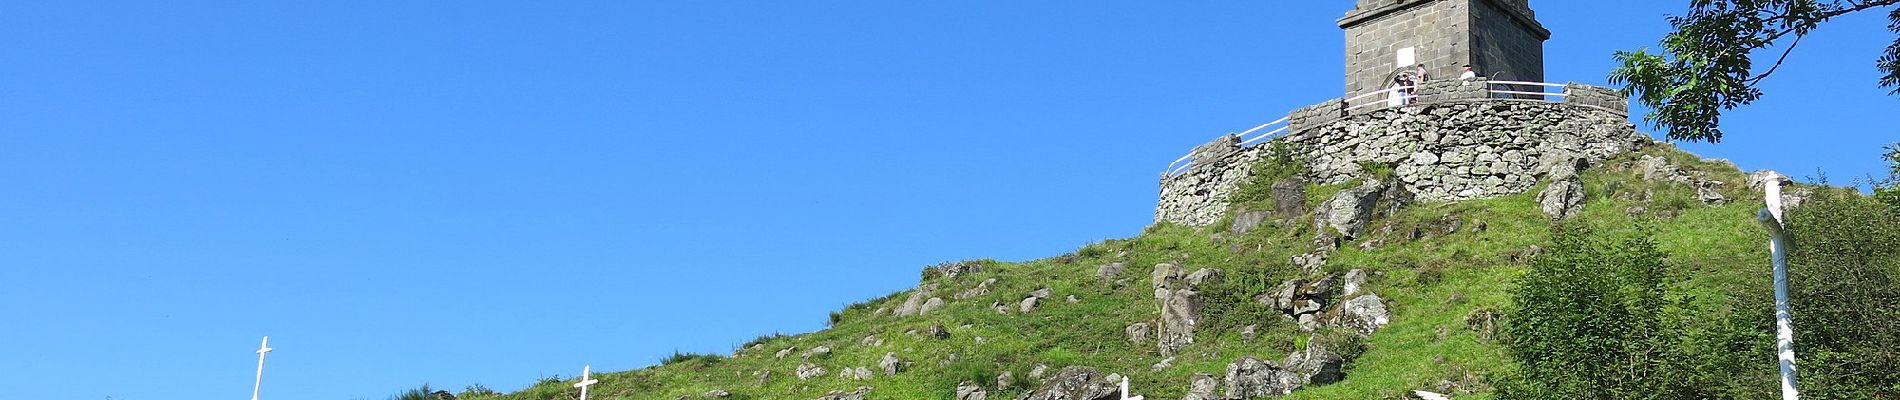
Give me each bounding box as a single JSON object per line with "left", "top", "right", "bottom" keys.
{"left": 455, "top": 143, "right": 1780, "bottom": 399}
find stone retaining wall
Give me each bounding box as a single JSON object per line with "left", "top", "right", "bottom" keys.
{"left": 1156, "top": 85, "right": 1645, "bottom": 227}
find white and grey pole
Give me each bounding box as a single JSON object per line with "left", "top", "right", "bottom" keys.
{"left": 1756, "top": 173, "right": 1800, "bottom": 400}
{"left": 251, "top": 336, "right": 273, "bottom": 400}
{"left": 574, "top": 364, "right": 600, "bottom": 400}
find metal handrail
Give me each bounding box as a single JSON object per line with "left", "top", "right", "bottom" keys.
{"left": 1163, "top": 153, "right": 1195, "bottom": 177}
{"left": 1239, "top": 116, "right": 1291, "bottom": 145}
{"left": 1485, "top": 80, "right": 1568, "bottom": 100}
{"left": 1487, "top": 80, "right": 1567, "bottom": 88}
{"left": 1239, "top": 126, "right": 1290, "bottom": 146}
{"left": 1163, "top": 115, "right": 1290, "bottom": 177}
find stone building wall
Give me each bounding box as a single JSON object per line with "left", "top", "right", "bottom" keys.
{"left": 1341, "top": 0, "right": 1467, "bottom": 95}
{"left": 1155, "top": 84, "right": 1645, "bottom": 227}
{"left": 1467, "top": 0, "right": 1546, "bottom": 83}
{"left": 1339, "top": 0, "right": 1549, "bottom": 95}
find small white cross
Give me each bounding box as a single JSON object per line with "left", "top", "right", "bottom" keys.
{"left": 1120, "top": 376, "right": 1144, "bottom": 400}
{"left": 573, "top": 364, "right": 601, "bottom": 400}
{"left": 251, "top": 336, "right": 273, "bottom": 400}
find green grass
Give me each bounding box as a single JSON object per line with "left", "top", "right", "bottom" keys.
{"left": 458, "top": 145, "right": 1782, "bottom": 400}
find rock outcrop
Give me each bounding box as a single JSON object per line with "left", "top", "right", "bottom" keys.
{"left": 1337, "top": 294, "right": 1392, "bottom": 335}
{"left": 879, "top": 352, "right": 903, "bottom": 376}
{"left": 1221, "top": 342, "right": 1347, "bottom": 398}
{"left": 1153, "top": 264, "right": 1214, "bottom": 357}
{"left": 893, "top": 285, "right": 939, "bottom": 317}
{"left": 1272, "top": 177, "right": 1311, "bottom": 217}
{"left": 1283, "top": 342, "right": 1346, "bottom": 385}
{"left": 1638, "top": 155, "right": 1736, "bottom": 206}
{"left": 1229, "top": 210, "right": 1274, "bottom": 236}
{"left": 1341, "top": 269, "right": 1368, "bottom": 297}
{"left": 1158, "top": 289, "right": 1202, "bottom": 357}
{"left": 1151, "top": 263, "right": 1186, "bottom": 300}
{"left": 1096, "top": 263, "right": 1126, "bottom": 284}
{"left": 1180, "top": 374, "right": 1219, "bottom": 400}
{"left": 957, "top": 278, "right": 997, "bottom": 300}
{"left": 956, "top": 381, "right": 988, "bottom": 400}
{"left": 1315, "top": 178, "right": 1389, "bottom": 239}
{"left": 801, "top": 345, "right": 831, "bottom": 360}
{"left": 1223, "top": 356, "right": 1290, "bottom": 398}
{"left": 925, "top": 261, "right": 984, "bottom": 280}
{"left": 839, "top": 367, "right": 872, "bottom": 380}
{"left": 918, "top": 297, "right": 946, "bottom": 315}
{"left": 796, "top": 363, "right": 826, "bottom": 380}
{"left": 1538, "top": 156, "right": 1587, "bottom": 220}
{"left": 1261, "top": 274, "right": 1338, "bottom": 331}
{"left": 1016, "top": 366, "right": 1119, "bottom": 400}
{"left": 1125, "top": 322, "right": 1152, "bottom": 345}
{"left": 814, "top": 387, "right": 871, "bottom": 400}
{"left": 1185, "top": 268, "right": 1224, "bottom": 286}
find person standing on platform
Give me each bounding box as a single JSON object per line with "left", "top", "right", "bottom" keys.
{"left": 1388, "top": 74, "right": 1411, "bottom": 107}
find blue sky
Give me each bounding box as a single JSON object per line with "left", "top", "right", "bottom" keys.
{"left": 2, "top": 1, "right": 1894, "bottom": 399}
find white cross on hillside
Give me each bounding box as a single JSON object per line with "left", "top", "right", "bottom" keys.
{"left": 574, "top": 365, "right": 601, "bottom": 400}
{"left": 251, "top": 336, "right": 272, "bottom": 400}
{"left": 1120, "top": 376, "right": 1144, "bottom": 400}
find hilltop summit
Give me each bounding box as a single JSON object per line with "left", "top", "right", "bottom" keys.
{"left": 446, "top": 2, "right": 1809, "bottom": 399}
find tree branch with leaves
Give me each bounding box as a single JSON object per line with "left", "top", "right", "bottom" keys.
{"left": 1609, "top": 0, "right": 1900, "bottom": 143}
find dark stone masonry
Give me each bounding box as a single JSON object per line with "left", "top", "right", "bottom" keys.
{"left": 1340, "top": 0, "right": 1548, "bottom": 94}
{"left": 1155, "top": 82, "right": 1644, "bottom": 227}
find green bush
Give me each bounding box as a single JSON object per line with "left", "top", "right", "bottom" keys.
{"left": 1497, "top": 227, "right": 1672, "bottom": 399}
{"left": 1784, "top": 190, "right": 1900, "bottom": 398}
{"left": 740, "top": 332, "right": 786, "bottom": 349}
{"left": 456, "top": 384, "right": 498, "bottom": 399}
{"left": 1196, "top": 267, "right": 1288, "bottom": 336}
{"left": 1229, "top": 143, "right": 1307, "bottom": 207}
{"left": 659, "top": 351, "right": 725, "bottom": 366}
{"left": 388, "top": 385, "right": 441, "bottom": 400}
{"left": 1876, "top": 143, "right": 1900, "bottom": 212}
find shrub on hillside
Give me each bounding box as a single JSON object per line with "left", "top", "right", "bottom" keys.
{"left": 1497, "top": 227, "right": 1671, "bottom": 399}
{"left": 1497, "top": 227, "right": 1775, "bottom": 399}
{"left": 1785, "top": 189, "right": 1900, "bottom": 398}
{"left": 1196, "top": 267, "right": 1289, "bottom": 338}
{"left": 1500, "top": 184, "right": 1900, "bottom": 399}
{"left": 456, "top": 384, "right": 498, "bottom": 399}
{"left": 660, "top": 351, "right": 725, "bottom": 367}
{"left": 388, "top": 385, "right": 443, "bottom": 400}
{"left": 1876, "top": 143, "right": 1900, "bottom": 212}
{"left": 1229, "top": 143, "right": 1306, "bottom": 208}
{"left": 740, "top": 332, "right": 786, "bottom": 349}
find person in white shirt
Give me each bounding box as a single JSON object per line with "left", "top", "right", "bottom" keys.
{"left": 1388, "top": 74, "right": 1412, "bottom": 106}
{"left": 1459, "top": 64, "right": 1478, "bottom": 80}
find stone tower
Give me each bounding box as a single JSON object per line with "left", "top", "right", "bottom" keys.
{"left": 1339, "top": 0, "right": 1550, "bottom": 95}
